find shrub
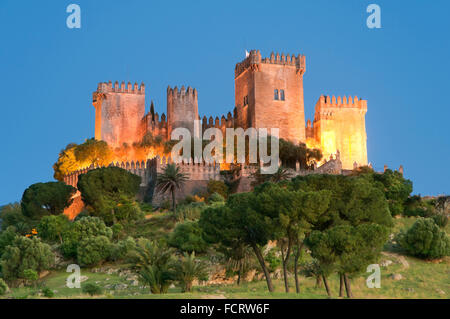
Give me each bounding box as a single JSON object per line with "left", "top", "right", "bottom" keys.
{"left": 77, "top": 166, "right": 141, "bottom": 224}
{"left": 77, "top": 236, "right": 112, "bottom": 266}
{"left": 0, "top": 226, "right": 17, "bottom": 257}
{"left": 37, "top": 215, "right": 70, "bottom": 243}
{"left": 403, "top": 195, "right": 435, "bottom": 217}
{"left": 399, "top": 218, "right": 450, "bottom": 259}
{"left": 432, "top": 214, "right": 449, "bottom": 228}
{"left": 110, "top": 237, "right": 136, "bottom": 261}
{"left": 0, "top": 236, "right": 54, "bottom": 282}
{"left": 0, "top": 203, "right": 32, "bottom": 233}
{"left": 60, "top": 216, "right": 113, "bottom": 258}
{"left": 169, "top": 221, "right": 207, "bottom": 253}
{"left": 113, "top": 197, "right": 145, "bottom": 222}
{"left": 0, "top": 278, "right": 9, "bottom": 295}
{"left": 23, "top": 269, "right": 39, "bottom": 287}
{"left": 174, "top": 203, "right": 205, "bottom": 222}
{"left": 207, "top": 180, "right": 228, "bottom": 199}
{"left": 160, "top": 200, "right": 171, "bottom": 210}
{"left": 111, "top": 223, "right": 124, "bottom": 240}
{"left": 265, "top": 248, "right": 281, "bottom": 273}
{"left": 82, "top": 282, "right": 103, "bottom": 296}
{"left": 208, "top": 192, "right": 225, "bottom": 203}
{"left": 41, "top": 286, "right": 54, "bottom": 298}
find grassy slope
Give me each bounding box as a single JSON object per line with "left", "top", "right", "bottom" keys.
{"left": 1, "top": 216, "right": 449, "bottom": 299}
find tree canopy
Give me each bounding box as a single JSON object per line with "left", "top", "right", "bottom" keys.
{"left": 21, "top": 182, "right": 76, "bottom": 220}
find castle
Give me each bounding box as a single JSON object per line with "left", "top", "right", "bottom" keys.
{"left": 62, "top": 49, "right": 370, "bottom": 218}
{"left": 92, "top": 50, "right": 368, "bottom": 170}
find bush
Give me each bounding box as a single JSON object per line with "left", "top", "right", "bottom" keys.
{"left": 113, "top": 197, "right": 145, "bottom": 222}
{"left": 82, "top": 282, "right": 103, "bottom": 296}
{"left": 0, "top": 203, "right": 32, "bottom": 233}
{"left": 110, "top": 237, "right": 136, "bottom": 261}
{"left": 77, "top": 166, "right": 141, "bottom": 224}
{"left": 207, "top": 180, "right": 228, "bottom": 199}
{"left": 111, "top": 223, "right": 124, "bottom": 240}
{"left": 0, "top": 278, "right": 9, "bottom": 295}
{"left": 208, "top": 192, "right": 225, "bottom": 203}
{"left": 432, "top": 214, "right": 449, "bottom": 228}
{"left": 60, "top": 216, "right": 113, "bottom": 258}
{"left": 37, "top": 215, "right": 70, "bottom": 243}
{"left": 77, "top": 236, "right": 112, "bottom": 266}
{"left": 169, "top": 221, "right": 207, "bottom": 253}
{"left": 23, "top": 269, "right": 39, "bottom": 287}
{"left": 265, "top": 248, "right": 281, "bottom": 273}
{"left": 0, "top": 236, "right": 54, "bottom": 282}
{"left": 174, "top": 203, "right": 205, "bottom": 222}
{"left": 399, "top": 218, "right": 450, "bottom": 259}
{"left": 403, "top": 195, "right": 435, "bottom": 217}
{"left": 41, "top": 286, "right": 54, "bottom": 298}
{"left": 0, "top": 226, "right": 17, "bottom": 257}
{"left": 160, "top": 200, "right": 171, "bottom": 210}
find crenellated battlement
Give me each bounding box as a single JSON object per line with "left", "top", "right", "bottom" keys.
{"left": 235, "top": 50, "right": 306, "bottom": 77}
{"left": 97, "top": 80, "right": 145, "bottom": 94}
{"left": 202, "top": 111, "right": 235, "bottom": 131}
{"left": 316, "top": 95, "right": 367, "bottom": 110}
{"left": 314, "top": 95, "right": 367, "bottom": 120}
{"left": 167, "top": 85, "right": 197, "bottom": 100}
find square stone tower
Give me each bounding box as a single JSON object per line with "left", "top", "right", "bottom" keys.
{"left": 93, "top": 81, "right": 146, "bottom": 148}
{"left": 313, "top": 95, "right": 368, "bottom": 169}
{"left": 234, "top": 50, "right": 306, "bottom": 143}
{"left": 167, "top": 85, "right": 199, "bottom": 139}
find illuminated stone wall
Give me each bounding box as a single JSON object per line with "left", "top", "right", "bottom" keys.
{"left": 234, "top": 50, "right": 306, "bottom": 143}
{"left": 93, "top": 81, "right": 146, "bottom": 148}
{"left": 312, "top": 95, "right": 368, "bottom": 169}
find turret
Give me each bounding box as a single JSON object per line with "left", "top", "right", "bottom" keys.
{"left": 93, "top": 81, "right": 146, "bottom": 147}
{"left": 167, "top": 85, "right": 199, "bottom": 139}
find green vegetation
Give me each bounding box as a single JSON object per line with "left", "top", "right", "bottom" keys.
{"left": 155, "top": 163, "right": 189, "bottom": 211}
{"left": 0, "top": 157, "right": 448, "bottom": 299}
{"left": 21, "top": 181, "right": 76, "bottom": 221}
{"left": 398, "top": 218, "right": 450, "bottom": 259}
{"left": 82, "top": 282, "right": 103, "bottom": 296}
{"left": 0, "top": 236, "right": 54, "bottom": 284}
{"left": 0, "top": 278, "right": 8, "bottom": 295}
{"left": 53, "top": 139, "right": 113, "bottom": 181}
{"left": 168, "top": 221, "right": 207, "bottom": 253}
{"left": 77, "top": 167, "right": 142, "bottom": 224}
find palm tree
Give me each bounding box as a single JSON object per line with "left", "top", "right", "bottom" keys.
{"left": 155, "top": 163, "right": 188, "bottom": 211}
{"left": 175, "top": 252, "right": 208, "bottom": 292}
{"left": 250, "top": 166, "right": 292, "bottom": 187}
{"left": 130, "top": 239, "right": 177, "bottom": 294}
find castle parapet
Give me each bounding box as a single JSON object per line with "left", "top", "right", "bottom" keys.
{"left": 235, "top": 50, "right": 306, "bottom": 77}
{"left": 167, "top": 85, "right": 198, "bottom": 101}
{"left": 316, "top": 95, "right": 368, "bottom": 110}
{"left": 97, "top": 80, "right": 145, "bottom": 95}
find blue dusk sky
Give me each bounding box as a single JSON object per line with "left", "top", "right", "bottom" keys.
{"left": 0, "top": 0, "right": 449, "bottom": 205}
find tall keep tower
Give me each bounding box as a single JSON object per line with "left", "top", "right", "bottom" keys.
{"left": 234, "top": 50, "right": 306, "bottom": 143}
{"left": 167, "top": 85, "right": 199, "bottom": 139}
{"left": 313, "top": 95, "right": 368, "bottom": 169}
{"left": 93, "top": 81, "right": 145, "bottom": 148}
